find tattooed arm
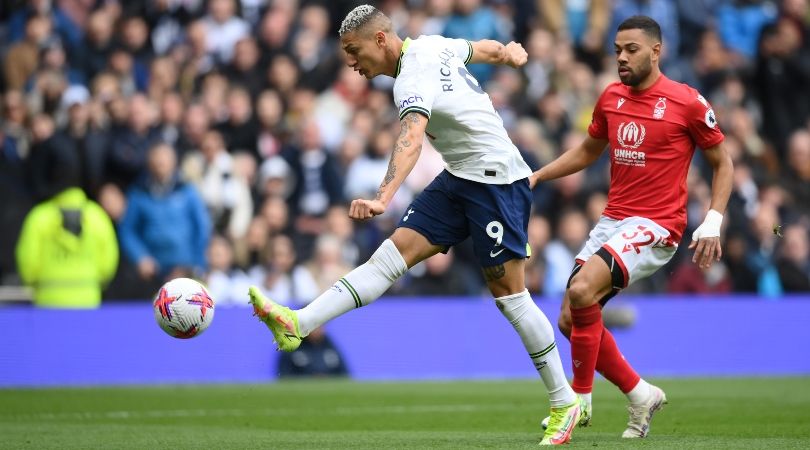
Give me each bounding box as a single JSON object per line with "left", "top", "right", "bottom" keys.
{"left": 348, "top": 112, "right": 427, "bottom": 220}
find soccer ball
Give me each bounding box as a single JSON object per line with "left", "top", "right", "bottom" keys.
{"left": 153, "top": 278, "right": 215, "bottom": 339}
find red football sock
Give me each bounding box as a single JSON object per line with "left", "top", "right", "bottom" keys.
{"left": 570, "top": 303, "right": 603, "bottom": 394}
{"left": 596, "top": 327, "right": 641, "bottom": 393}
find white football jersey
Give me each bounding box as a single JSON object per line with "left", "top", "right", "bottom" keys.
{"left": 393, "top": 35, "right": 531, "bottom": 185}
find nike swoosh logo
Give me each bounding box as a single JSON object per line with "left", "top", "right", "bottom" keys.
{"left": 489, "top": 248, "right": 505, "bottom": 258}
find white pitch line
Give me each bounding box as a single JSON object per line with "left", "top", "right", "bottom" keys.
{"left": 3, "top": 403, "right": 533, "bottom": 421}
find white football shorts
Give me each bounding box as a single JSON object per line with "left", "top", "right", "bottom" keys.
{"left": 575, "top": 216, "right": 678, "bottom": 288}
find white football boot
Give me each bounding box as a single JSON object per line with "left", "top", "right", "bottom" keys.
{"left": 622, "top": 384, "right": 668, "bottom": 438}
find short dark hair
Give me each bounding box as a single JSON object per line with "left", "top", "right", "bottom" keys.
{"left": 617, "top": 15, "right": 662, "bottom": 43}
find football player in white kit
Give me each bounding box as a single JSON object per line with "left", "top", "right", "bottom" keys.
{"left": 248, "top": 5, "right": 585, "bottom": 445}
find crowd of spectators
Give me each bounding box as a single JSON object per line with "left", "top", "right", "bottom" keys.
{"left": 1, "top": 0, "right": 809, "bottom": 306}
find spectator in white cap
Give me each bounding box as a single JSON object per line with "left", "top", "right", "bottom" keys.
{"left": 60, "top": 84, "right": 89, "bottom": 109}
{"left": 258, "top": 155, "right": 294, "bottom": 200}
{"left": 57, "top": 84, "right": 109, "bottom": 198}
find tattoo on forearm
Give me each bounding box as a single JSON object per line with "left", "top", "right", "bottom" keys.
{"left": 483, "top": 264, "right": 506, "bottom": 281}
{"left": 394, "top": 117, "right": 411, "bottom": 153}
{"left": 381, "top": 157, "right": 397, "bottom": 189}
{"left": 377, "top": 112, "right": 423, "bottom": 197}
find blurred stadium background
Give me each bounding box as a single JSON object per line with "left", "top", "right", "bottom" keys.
{"left": 1, "top": 0, "right": 809, "bottom": 447}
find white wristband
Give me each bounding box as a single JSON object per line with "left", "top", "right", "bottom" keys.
{"left": 692, "top": 209, "right": 723, "bottom": 241}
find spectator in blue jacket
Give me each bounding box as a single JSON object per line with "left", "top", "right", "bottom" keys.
{"left": 717, "top": 0, "right": 778, "bottom": 60}
{"left": 443, "top": 0, "right": 509, "bottom": 85}
{"left": 118, "top": 142, "right": 211, "bottom": 293}
{"left": 7, "top": 0, "right": 82, "bottom": 55}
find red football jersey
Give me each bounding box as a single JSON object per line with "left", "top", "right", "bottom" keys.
{"left": 587, "top": 75, "right": 724, "bottom": 242}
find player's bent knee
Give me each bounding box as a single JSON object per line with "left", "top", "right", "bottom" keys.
{"left": 485, "top": 277, "right": 524, "bottom": 299}
{"left": 567, "top": 278, "right": 596, "bottom": 308}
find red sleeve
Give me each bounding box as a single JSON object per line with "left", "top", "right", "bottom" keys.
{"left": 587, "top": 89, "right": 609, "bottom": 140}
{"left": 686, "top": 92, "right": 724, "bottom": 149}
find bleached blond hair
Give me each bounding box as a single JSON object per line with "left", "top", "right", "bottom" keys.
{"left": 339, "top": 4, "right": 390, "bottom": 36}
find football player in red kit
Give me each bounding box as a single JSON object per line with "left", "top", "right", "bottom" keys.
{"left": 530, "top": 15, "right": 733, "bottom": 438}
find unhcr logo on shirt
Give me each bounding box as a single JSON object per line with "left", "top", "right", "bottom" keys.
{"left": 614, "top": 122, "right": 647, "bottom": 167}
{"left": 613, "top": 147, "right": 647, "bottom": 167}
{"left": 617, "top": 121, "right": 646, "bottom": 149}
{"left": 614, "top": 149, "right": 646, "bottom": 160}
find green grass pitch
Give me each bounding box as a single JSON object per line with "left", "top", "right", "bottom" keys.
{"left": 1, "top": 378, "right": 809, "bottom": 449}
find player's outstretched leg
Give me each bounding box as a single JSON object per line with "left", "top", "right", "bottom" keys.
{"left": 248, "top": 286, "right": 303, "bottom": 352}
{"left": 248, "top": 238, "right": 409, "bottom": 351}
{"left": 622, "top": 383, "right": 668, "bottom": 438}
{"left": 540, "top": 394, "right": 588, "bottom": 445}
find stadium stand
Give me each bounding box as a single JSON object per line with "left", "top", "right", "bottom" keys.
{"left": 1, "top": 0, "right": 808, "bottom": 304}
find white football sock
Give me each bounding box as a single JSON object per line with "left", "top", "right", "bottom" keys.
{"left": 496, "top": 290, "right": 576, "bottom": 407}
{"left": 626, "top": 378, "right": 651, "bottom": 404}
{"left": 582, "top": 392, "right": 592, "bottom": 406}
{"left": 297, "top": 239, "right": 408, "bottom": 336}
